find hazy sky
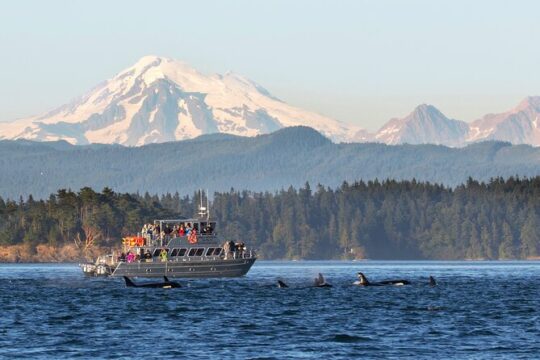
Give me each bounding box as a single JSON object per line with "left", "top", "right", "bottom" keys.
{"left": 1, "top": 0, "right": 539, "bottom": 131}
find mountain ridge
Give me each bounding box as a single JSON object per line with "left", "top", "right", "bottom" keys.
{"left": 0, "top": 55, "right": 539, "bottom": 146}
{"left": 0, "top": 56, "right": 358, "bottom": 145}
{"left": 0, "top": 126, "right": 539, "bottom": 200}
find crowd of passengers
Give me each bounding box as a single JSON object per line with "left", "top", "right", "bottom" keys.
{"left": 141, "top": 222, "right": 214, "bottom": 240}
{"left": 117, "top": 241, "right": 247, "bottom": 263}
{"left": 118, "top": 248, "right": 166, "bottom": 263}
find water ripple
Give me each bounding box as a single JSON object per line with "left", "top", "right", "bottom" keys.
{"left": 0, "top": 261, "right": 538, "bottom": 359}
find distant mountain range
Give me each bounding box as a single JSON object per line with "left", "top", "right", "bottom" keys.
{"left": 1, "top": 127, "right": 539, "bottom": 199}
{"left": 367, "top": 97, "right": 540, "bottom": 146}
{"left": 0, "top": 55, "right": 539, "bottom": 147}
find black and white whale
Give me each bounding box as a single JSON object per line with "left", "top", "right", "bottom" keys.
{"left": 277, "top": 280, "right": 289, "bottom": 288}
{"left": 314, "top": 273, "right": 332, "bottom": 287}
{"left": 353, "top": 272, "right": 410, "bottom": 286}
{"left": 124, "top": 276, "right": 181, "bottom": 288}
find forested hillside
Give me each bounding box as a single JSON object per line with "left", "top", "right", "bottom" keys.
{"left": 1, "top": 127, "right": 540, "bottom": 199}
{"left": 1, "top": 177, "right": 538, "bottom": 260}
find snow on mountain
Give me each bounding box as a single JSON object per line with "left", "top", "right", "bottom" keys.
{"left": 0, "top": 56, "right": 360, "bottom": 145}
{"left": 370, "top": 98, "right": 540, "bottom": 147}
{"left": 2, "top": 55, "right": 539, "bottom": 147}
{"left": 373, "top": 104, "right": 469, "bottom": 146}
{"left": 467, "top": 96, "right": 540, "bottom": 146}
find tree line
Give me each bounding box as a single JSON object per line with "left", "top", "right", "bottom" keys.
{"left": 0, "top": 177, "right": 538, "bottom": 260}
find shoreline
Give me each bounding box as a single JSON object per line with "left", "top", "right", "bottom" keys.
{"left": 1, "top": 244, "right": 538, "bottom": 263}
{"left": 1, "top": 258, "right": 539, "bottom": 264}
{"left": 0, "top": 244, "right": 109, "bottom": 264}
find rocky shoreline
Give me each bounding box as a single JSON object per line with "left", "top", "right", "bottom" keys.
{"left": 0, "top": 244, "right": 108, "bottom": 263}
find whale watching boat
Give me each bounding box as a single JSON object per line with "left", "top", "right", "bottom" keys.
{"left": 80, "top": 200, "right": 257, "bottom": 278}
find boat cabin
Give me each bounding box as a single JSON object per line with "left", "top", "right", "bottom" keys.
{"left": 141, "top": 218, "right": 218, "bottom": 247}
{"left": 118, "top": 217, "right": 250, "bottom": 264}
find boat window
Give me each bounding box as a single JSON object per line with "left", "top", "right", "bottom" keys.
{"left": 188, "top": 248, "right": 197, "bottom": 256}
{"left": 213, "top": 248, "right": 222, "bottom": 256}
{"left": 178, "top": 248, "right": 187, "bottom": 257}
{"left": 152, "top": 248, "right": 169, "bottom": 257}
{"left": 200, "top": 222, "right": 216, "bottom": 235}
{"left": 206, "top": 248, "right": 215, "bottom": 256}
{"left": 195, "top": 248, "right": 204, "bottom": 256}
{"left": 200, "top": 222, "right": 206, "bottom": 233}
{"left": 170, "top": 248, "right": 179, "bottom": 257}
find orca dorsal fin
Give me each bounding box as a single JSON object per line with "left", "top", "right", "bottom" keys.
{"left": 124, "top": 276, "right": 136, "bottom": 287}
{"left": 314, "top": 273, "right": 332, "bottom": 287}
{"left": 357, "top": 272, "right": 369, "bottom": 285}
{"left": 163, "top": 276, "right": 170, "bottom": 282}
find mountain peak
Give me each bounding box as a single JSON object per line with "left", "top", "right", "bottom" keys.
{"left": 134, "top": 54, "right": 164, "bottom": 65}
{"left": 0, "top": 57, "right": 357, "bottom": 145}
{"left": 468, "top": 96, "right": 540, "bottom": 145}
{"left": 375, "top": 104, "right": 468, "bottom": 146}
{"left": 411, "top": 104, "right": 442, "bottom": 117}
{"left": 516, "top": 96, "right": 540, "bottom": 112}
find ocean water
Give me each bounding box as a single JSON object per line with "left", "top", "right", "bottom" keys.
{"left": 0, "top": 261, "right": 538, "bottom": 359}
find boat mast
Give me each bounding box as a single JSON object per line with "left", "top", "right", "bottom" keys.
{"left": 207, "top": 189, "right": 210, "bottom": 220}
{"left": 198, "top": 189, "right": 208, "bottom": 219}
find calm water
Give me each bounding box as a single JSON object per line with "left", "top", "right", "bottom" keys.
{"left": 0, "top": 261, "right": 539, "bottom": 359}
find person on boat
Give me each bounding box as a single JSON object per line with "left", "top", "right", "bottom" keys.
{"left": 235, "top": 242, "right": 245, "bottom": 257}
{"left": 186, "top": 223, "right": 192, "bottom": 235}
{"left": 144, "top": 250, "right": 152, "bottom": 261}
{"left": 160, "top": 248, "right": 168, "bottom": 262}
{"left": 223, "top": 241, "right": 231, "bottom": 259}
{"left": 179, "top": 224, "right": 186, "bottom": 236}
{"left": 188, "top": 228, "right": 199, "bottom": 244}
{"left": 119, "top": 252, "right": 126, "bottom": 262}
{"left": 126, "top": 251, "right": 135, "bottom": 263}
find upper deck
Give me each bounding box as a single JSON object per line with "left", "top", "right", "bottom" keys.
{"left": 142, "top": 218, "right": 219, "bottom": 248}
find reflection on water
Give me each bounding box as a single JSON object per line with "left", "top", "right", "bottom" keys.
{"left": 0, "top": 261, "right": 538, "bottom": 359}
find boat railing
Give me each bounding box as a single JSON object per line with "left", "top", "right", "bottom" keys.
{"left": 140, "top": 233, "right": 218, "bottom": 247}
{"left": 116, "top": 249, "right": 256, "bottom": 265}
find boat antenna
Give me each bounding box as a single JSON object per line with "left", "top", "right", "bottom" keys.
{"left": 198, "top": 189, "right": 207, "bottom": 218}
{"left": 207, "top": 189, "right": 210, "bottom": 220}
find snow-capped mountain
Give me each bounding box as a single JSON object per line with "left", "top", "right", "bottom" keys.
{"left": 0, "top": 56, "right": 360, "bottom": 145}
{"left": 467, "top": 96, "right": 540, "bottom": 146}
{"left": 373, "top": 104, "right": 469, "bottom": 146}
{"left": 1, "top": 56, "right": 539, "bottom": 147}
{"left": 367, "top": 98, "right": 540, "bottom": 147}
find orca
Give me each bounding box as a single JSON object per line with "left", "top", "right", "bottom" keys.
{"left": 277, "top": 280, "right": 289, "bottom": 288}
{"left": 124, "top": 276, "right": 181, "bottom": 289}
{"left": 353, "top": 272, "right": 410, "bottom": 286}
{"left": 314, "top": 273, "right": 332, "bottom": 288}
{"left": 429, "top": 276, "right": 437, "bottom": 287}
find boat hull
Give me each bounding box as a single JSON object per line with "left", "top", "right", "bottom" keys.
{"left": 110, "top": 257, "right": 256, "bottom": 278}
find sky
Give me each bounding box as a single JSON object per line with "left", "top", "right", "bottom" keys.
{"left": 1, "top": 0, "right": 539, "bottom": 131}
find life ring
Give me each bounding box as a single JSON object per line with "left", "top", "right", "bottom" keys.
{"left": 135, "top": 237, "right": 144, "bottom": 246}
